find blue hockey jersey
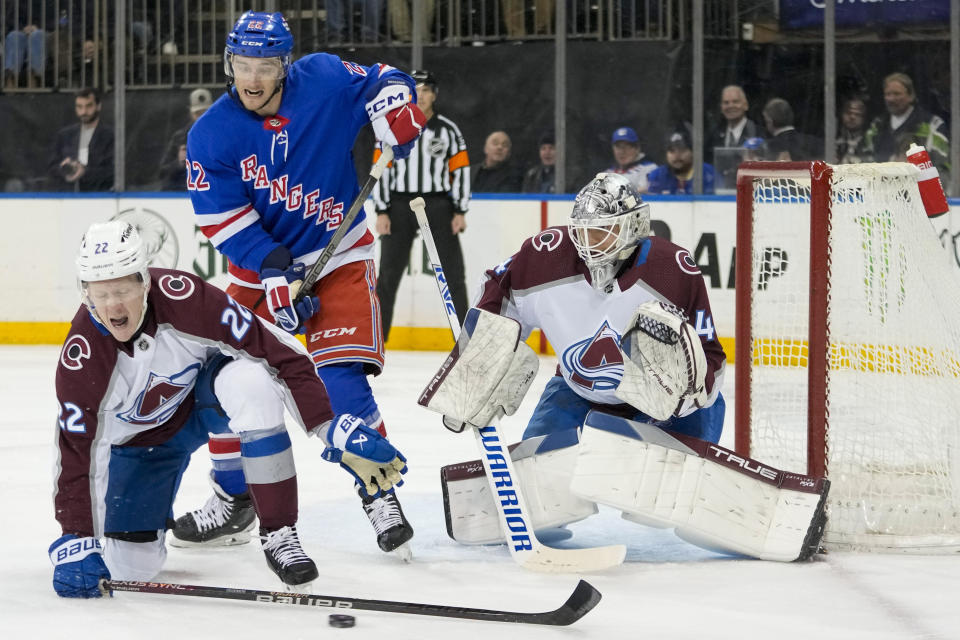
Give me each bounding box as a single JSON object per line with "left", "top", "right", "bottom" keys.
{"left": 186, "top": 54, "right": 414, "bottom": 288}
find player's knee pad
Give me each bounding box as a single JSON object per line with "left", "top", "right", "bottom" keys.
{"left": 441, "top": 428, "right": 597, "bottom": 545}
{"left": 103, "top": 530, "right": 167, "bottom": 581}
{"left": 213, "top": 359, "right": 286, "bottom": 434}
{"left": 570, "top": 411, "right": 829, "bottom": 562}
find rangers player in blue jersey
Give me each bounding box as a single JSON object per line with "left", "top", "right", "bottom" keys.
{"left": 177, "top": 11, "right": 424, "bottom": 558}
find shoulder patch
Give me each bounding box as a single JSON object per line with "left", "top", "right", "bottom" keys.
{"left": 60, "top": 335, "right": 91, "bottom": 371}
{"left": 532, "top": 229, "right": 563, "bottom": 252}
{"left": 158, "top": 273, "right": 197, "bottom": 300}
{"left": 676, "top": 249, "right": 700, "bottom": 275}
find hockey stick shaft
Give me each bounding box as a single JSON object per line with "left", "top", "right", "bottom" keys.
{"left": 292, "top": 146, "right": 393, "bottom": 304}
{"left": 100, "top": 579, "right": 599, "bottom": 626}
{"left": 254, "top": 147, "right": 394, "bottom": 310}
{"left": 408, "top": 197, "right": 625, "bottom": 573}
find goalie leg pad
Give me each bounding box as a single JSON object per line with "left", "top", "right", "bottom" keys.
{"left": 441, "top": 428, "right": 598, "bottom": 545}
{"left": 420, "top": 308, "right": 539, "bottom": 431}
{"left": 570, "top": 411, "right": 829, "bottom": 562}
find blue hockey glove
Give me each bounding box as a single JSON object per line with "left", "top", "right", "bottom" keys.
{"left": 49, "top": 534, "right": 111, "bottom": 598}
{"left": 260, "top": 263, "right": 320, "bottom": 334}
{"left": 321, "top": 413, "right": 408, "bottom": 498}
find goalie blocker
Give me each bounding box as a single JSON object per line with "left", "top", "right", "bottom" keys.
{"left": 442, "top": 411, "right": 828, "bottom": 562}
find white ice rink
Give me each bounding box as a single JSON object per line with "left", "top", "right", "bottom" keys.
{"left": 1, "top": 345, "right": 957, "bottom": 639}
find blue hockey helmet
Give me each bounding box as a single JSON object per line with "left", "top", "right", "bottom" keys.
{"left": 224, "top": 11, "right": 294, "bottom": 78}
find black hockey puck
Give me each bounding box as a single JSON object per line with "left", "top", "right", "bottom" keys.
{"left": 328, "top": 614, "right": 356, "bottom": 628}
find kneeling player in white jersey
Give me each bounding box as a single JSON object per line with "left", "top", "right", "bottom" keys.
{"left": 422, "top": 173, "right": 828, "bottom": 562}
{"left": 50, "top": 221, "right": 407, "bottom": 598}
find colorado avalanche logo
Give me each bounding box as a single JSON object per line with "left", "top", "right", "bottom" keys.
{"left": 532, "top": 229, "right": 563, "bottom": 252}
{"left": 676, "top": 249, "right": 700, "bottom": 275}
{"left": 117, "top": 364, "right": 201, "bottom": 426}
{"left": 158, "top": 274, "right": 196, "bottom": 300}
{"left": 561, "top": 321, "right": 624, "bottom": 391}
{"left": 60, "top": 335, "right": 91, "bottom": 371}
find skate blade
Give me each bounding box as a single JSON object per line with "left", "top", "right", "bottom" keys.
{"left": 390, "top": 541, "right": 413, "bottom": 563}
{"left": 168, "top": 532, "right": 253, "bottom": 548}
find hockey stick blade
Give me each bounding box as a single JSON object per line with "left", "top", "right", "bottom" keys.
{"left": 410, "top": 197, "right": 626, "bottom": 574}
{"left": 100, "top": 579, "right": 600, "bottom": 626}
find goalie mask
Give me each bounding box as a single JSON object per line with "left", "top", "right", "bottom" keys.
{"left": 569, "top": 173, "right": 650, "bottom": 291}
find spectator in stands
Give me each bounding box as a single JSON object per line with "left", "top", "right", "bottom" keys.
{"left": 503, "top": 0, "right": 553, "bottom": 37}
{"left": 4, "top": 1, "right": 55, "bottom": 88}
{"left": 158, "top": 88, "right": 214, "bottom": 191}
{"left": 471, "top": 130, "right": 523, "bottom": 192}
{"left": 605, "top": 126, "right": 656, "bottom": 193}
{"left": 835, "top": 96, "right": 872, "bottom": 164}
{"left": 387, "top": 0, "right": 434, "bottom": 42}
{"left": 47, "top": 87, "right": 114, "bottom": 192}
{"left": 708, "top": 85, "right": 761, "bottom": 159}
{"left": 762, "top": 97, "right": 819, "bottom": 161}
{"left": 647, "top": 129, "right": 716, "bottom": 195}
{"left": 708, "top": 85, "right": 761, "bottom": 189}
{"left": 522, "top": 130, "right": 556, "bottom": 193}
{"left": 864, "top": 72, "right": 949, "bottom": 179}
{"left": 326, "top": 1, "right": 384, "bottom": 44}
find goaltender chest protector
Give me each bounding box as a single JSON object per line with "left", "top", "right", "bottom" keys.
{"left": 506, "top": 232, "right": 703, "bottom": 406}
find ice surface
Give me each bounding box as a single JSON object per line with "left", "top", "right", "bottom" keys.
{"left": 1, "top": 346, "right": 956, "bottom": 639}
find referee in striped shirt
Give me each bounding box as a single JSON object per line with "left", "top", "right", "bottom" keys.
{"left": 373, "top": 69, "right": 471, "bottom": 340}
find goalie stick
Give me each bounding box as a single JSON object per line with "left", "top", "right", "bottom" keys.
{"left": 100, "top": 579, "right": 600, "bottom": 626}
{"left": 409, "top": 196, "right": 626, "bottom": 573}
{"left": 255, "top": 146, "right": 394, "bottom": 309}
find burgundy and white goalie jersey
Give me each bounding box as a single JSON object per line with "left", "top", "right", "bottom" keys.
{"left": 475, "top": 226, "right": 726, "bottom": 410}
{"left": 54, "top": 268, "right": 333, "bottom": 538}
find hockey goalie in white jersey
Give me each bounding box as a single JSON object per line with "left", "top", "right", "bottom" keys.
{"left": 420, "top": 173, "right": 829, "bottom": 563}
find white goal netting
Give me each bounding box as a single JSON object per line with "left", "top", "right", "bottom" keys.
{"left": 742, "top": 163, "right": 960, "bottom": 552}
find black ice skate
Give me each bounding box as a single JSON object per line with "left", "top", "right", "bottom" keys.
{"left": 260, "top": 525, "right": 319, "bottom": 588}
{"left": 360, "top": 487, "right": 414, "bottom": 559}
{"left": 170, "top": 473, "right": 256, "bottom": 547}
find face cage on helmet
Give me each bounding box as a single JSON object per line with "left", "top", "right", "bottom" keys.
{"left": 569, "top": 212, "right": 641, "bottom": 269}
{"left": 223, "top": 51, "right": 290, "bottom": 81}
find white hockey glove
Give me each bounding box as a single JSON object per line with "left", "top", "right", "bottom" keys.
{"left": 419, "top": 308, "right": 539, "bottom": 432}
{"left": 320, "top": 414, "right": 408, "bottom": 498}
{"left": 615, "top": 300, "right": 708, "bottom": 421}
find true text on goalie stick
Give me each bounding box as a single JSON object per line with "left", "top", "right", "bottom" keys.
{"left": 409, "top": 196, "right": 626, "bottom": 573}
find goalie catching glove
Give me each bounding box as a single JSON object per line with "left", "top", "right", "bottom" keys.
{"left": 615, "top": 299, "right": 708, "bottom": 421}
{"left": 419, "top": 307, "right": 539, "bottom": 432}
{"left": 320, "top": 414, "right": 408, "bottom": 498}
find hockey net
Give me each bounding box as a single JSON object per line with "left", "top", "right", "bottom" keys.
{"left": 735, "top": 161, "right": 960, "bottom": 552}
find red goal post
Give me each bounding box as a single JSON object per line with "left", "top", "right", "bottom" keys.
{"left": 734, "top": 161, "right": 960, "bottom": 552}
